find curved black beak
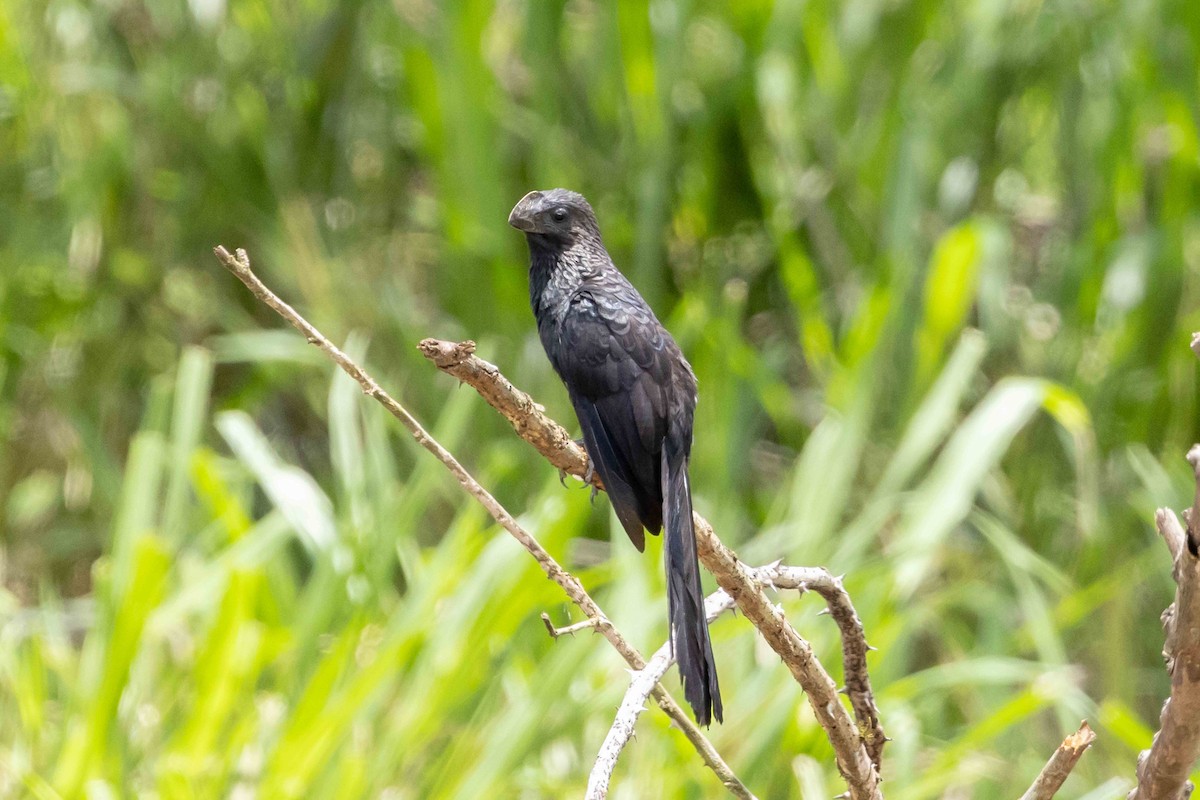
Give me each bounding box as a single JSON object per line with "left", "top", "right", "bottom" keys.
{"left": 508, "top": 191, "right": 544, "bottom": 233}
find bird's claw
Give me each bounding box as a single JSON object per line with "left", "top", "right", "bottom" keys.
{"left": 575, "top": 437, "right": 597, "bottom": 491}
{"left": 579, "top": 451, "right": 599, "bottom": 504}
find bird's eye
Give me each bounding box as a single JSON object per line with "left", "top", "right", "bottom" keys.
{"left": 551, "top": 207, "right": 568, "bottom": 223}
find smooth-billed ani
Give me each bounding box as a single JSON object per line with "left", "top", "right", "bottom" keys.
{"left": 508, "top": 188, "right": 722, "bottom": 726}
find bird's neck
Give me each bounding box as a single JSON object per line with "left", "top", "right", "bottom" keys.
{"left": 527, "top": 244, "right": 559, "bottom": 317}
{"left": 526, "top": 234, "right": 598, "bottom": 319}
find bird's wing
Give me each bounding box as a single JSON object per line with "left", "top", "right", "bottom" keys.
{"left": 557, "top": 284, "right": 674, "bottom": 547}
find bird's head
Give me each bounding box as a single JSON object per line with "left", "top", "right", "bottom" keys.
{"left": 508, "top": 189, "right": 599, "bottom": 244}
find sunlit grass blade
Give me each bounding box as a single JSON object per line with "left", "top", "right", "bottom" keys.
{"left": 878, "top": 329, "right": 988, "bottom": 494}
{"left": 161, "top": 346, "right": 215, "bottom": 547}
{"left": 53, "top": 536, "right": 170, "bottom": 796}
{"left": 216, "top": 410, "right": 341, "bottom": 561}
{"left": 915, "top": 222, "right": 983, "bottom": 386}
{"left": 160, "top": 570, "right": 266, "bottom": 793}
{"left": 892, "top": 379, "right": 1053, "bottom": 595}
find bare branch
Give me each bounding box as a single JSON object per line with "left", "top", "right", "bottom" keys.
{"left": 417, "top": 338, "right": 593, "bottom": 483}
{"left": 1158, "top": 508, "right": 1189, "bottom": 566}
{"left": 758, "top": 566, "right": 885, "bottom": 766}
{"left": 1128, "top": 443, "right": 1200, "bottom": 800}
{"left": 587, "top": 589, "right": 745, "bottom": 800}
{"left": 541, "top": 613, "right": 605, "bottom": 639}
{"left": 418, "top": 337, "right": 883, "bottom": 798}
{"left": 212, "top": 247, "right": 752, "bottom": 799}
{"left": 1020, "top": 721, "right": 1096, "bottom": 800}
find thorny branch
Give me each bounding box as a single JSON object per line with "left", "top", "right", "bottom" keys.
{"left": 418, "top": 337, "right": 883, "bottom": 799}
{"left": 755, "top": 564, "right": 885, "bottom": 765}
{"left": 212, "top": 246, "right": 753, "bottom": 800}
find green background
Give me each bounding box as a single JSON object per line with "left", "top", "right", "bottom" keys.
{"left": 2, "top": 0, "right": 1199, "bottom": 796}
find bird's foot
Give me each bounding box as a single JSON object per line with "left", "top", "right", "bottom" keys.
{"left": 579, "top": 455, "right": 600, "bottom": 504}
{"left": 574, "top": 437, "right": 597, "bottom": 492}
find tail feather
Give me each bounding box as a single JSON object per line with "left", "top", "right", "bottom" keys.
{"left": 662, "top": 439, "right": 722, "bottom": 725}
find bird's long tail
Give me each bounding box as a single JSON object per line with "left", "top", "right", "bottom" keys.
{"left": 662, "top": 436, "right": 723, "bottom": 726}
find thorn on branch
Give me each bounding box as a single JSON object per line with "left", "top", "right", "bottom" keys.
{"left": 751, "top": 563, "right": 886, "bottom": 774}
{"left": 541, "top": 612, "right": 604, "bottom": 639}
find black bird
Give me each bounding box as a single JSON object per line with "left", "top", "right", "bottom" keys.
{"left": 508, "top": 188, "right": 722, "bottom": 725}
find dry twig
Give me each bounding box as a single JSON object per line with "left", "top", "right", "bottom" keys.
{"left": 1129, "top": 442, "right": 1200, "bottom": 800}
{"left": 757, "top": 565, "right": 886, "bottom": 765}
{"left": 418, "top": 337, "right": 883, "bottom": 798}
{"left": 587, "top": 589, "right": 742, "bottom": 800}
{"left": 541, "top": 613, "right": 604, "bottom": 639}
{"left": 212, "top": 246, "right": 753, "bottom": 799}
{"left": 1020, "top": 721, "right": 1096, "bottom": 800}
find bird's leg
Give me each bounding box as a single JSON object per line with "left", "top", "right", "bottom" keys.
{"left": 558, "top": 438, "right": 596, "bottom": 493}
{"left": 576, "top": 438, "right": 599, "bottom": 502}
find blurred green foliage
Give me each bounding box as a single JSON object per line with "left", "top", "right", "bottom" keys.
{"left": 2, "top": 0, "right": 1200, "bottom": 796}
